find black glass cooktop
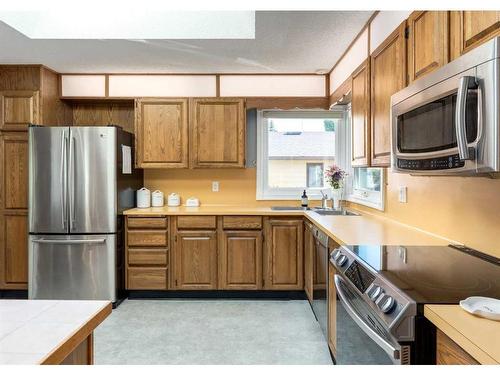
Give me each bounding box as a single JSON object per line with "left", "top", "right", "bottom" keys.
{"left": 345, "top": 244, "right": 500, "bottom": 304}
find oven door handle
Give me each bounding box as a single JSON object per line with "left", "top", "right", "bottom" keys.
{"left": 455, "top": 75, "right": 478, "bottom": 161}
{"left": 334, "top": 274, "right": 401, "bottom": 361}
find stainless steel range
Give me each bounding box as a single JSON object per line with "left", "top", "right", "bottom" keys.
{"left": 330, "top": 244, "right": 500, "bottom": 364}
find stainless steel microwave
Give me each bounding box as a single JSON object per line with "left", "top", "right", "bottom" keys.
{"left": 391, "top": 36, "right": 500, "bottom": 175}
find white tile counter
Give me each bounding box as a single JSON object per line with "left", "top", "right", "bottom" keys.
{"left": 0, "top": 300, "right": 111, "bottom": 365}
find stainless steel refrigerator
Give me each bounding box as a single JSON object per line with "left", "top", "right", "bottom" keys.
{"left": 28, "top": 125, "right": 143, "bottom": 303}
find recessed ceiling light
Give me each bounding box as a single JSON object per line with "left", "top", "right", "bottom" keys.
{"left": 0, "top": 10, "right": 255, "bottom": 39}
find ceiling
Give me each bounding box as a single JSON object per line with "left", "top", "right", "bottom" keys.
{"left": 0, "top": 11, "right": 373, "bottom": 74}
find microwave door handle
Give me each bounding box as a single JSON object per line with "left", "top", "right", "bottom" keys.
{"left": 455, "top": 76, "right": 477, "bottom": 160}
{"left": 334, "top": 274, "right": 401, "bottom": 361}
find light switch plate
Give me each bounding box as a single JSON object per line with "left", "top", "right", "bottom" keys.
{"left": 399, "top": 186, "right": 407, "bottom": 203}
{"left": 212, "top": 181, "right": 219, "bottom": 192}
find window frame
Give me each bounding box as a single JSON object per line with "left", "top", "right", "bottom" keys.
{"left": 256, "top": 110, "right": 344, "bottom": 200}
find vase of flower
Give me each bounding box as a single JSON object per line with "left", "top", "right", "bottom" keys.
{"left": 325, "top": 164, "right": 347, "bottom": 210}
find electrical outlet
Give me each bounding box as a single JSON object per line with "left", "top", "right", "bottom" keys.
{"left": 398, "top": 186, "right": 407, "bottom": 203}
{"left": 212, "top": 181, "right": 219, "bottom": 192}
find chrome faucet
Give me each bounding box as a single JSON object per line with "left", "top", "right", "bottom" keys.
{"left": 320, "top": 190, "right": 329, "bottom": 209}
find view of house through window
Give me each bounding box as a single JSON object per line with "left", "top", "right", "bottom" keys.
{"left": 257, "top": 111, "right": 343, "bottom": 199}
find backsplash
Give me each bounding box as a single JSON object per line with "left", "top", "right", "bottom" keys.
{"left": 349, "top": 172, "right": 500, "bottom": 258}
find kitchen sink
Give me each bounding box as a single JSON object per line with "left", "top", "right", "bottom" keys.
{"left": 312, "top": 209, "right": 360, "bottom": 216}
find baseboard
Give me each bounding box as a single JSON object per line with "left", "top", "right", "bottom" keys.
{"left": 0, "top": 290, "right": 28, "bottom": 299}
{"left": 127, "top": 290, "right": 307, "bottom": 300}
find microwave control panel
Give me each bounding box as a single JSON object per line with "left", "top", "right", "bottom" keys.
{"left": 397, "top": 154, "right": 465, "bottom": 170}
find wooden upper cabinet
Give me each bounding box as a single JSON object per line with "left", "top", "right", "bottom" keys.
{"left": 174, "top": 230, "right": 218, "bottom": 290}
{"left": 190, "top": 98, "right": 245, "bottom": 168}
{"left": 264, "top": 218, "right": 303, "bottom": 290}
{"left": 0, "top": 91, "right": 39, "bottom": 131}
{"left": 351, "top": 60, "right": 370, "bottom": 167}
{"left": 134, "top": 98, "right": 188, "bottom": 168}
{"left": 370, "top": 22, "right": 407, "bottom": 167}
{"left": 407, "top": 11, "right": 449, "bottom": 83}
{"left": 219, "top": 230, "right": 262, "bottom": 290}
{"left": 450, "top": 11, "right": 500, "bottom": 58}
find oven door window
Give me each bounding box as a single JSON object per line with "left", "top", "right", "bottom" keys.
{"left": 397, "top": 91, "right": 478, "bottom": 153}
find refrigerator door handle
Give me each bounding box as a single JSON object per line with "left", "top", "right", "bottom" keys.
{"left": 31, "top": 238, "right": 106, "bottom": 244}
{"left": 69, "top": 135, "right": 76, "bottom": 230}
{"left": 60, "top": 130, "right": 67, "bottom": 230}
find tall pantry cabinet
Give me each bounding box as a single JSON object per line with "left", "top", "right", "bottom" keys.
{"left": 0, "top": 65, "right": 72, "bottom": 290}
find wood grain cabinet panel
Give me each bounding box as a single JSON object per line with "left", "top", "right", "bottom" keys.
{"left": 177, "top": 215, "right": 216, "bottom": 229}
{"left": 264, "top": 218, "right": 303, "bottom": 290}
{"left": 450, "top": 11, "right": 500, "bottom": 58}
{"left": 351, "top": 60, "right": 370, "bottom": 167}
{"left": 407, "top": 11, "right": 449, "bottom": 83}
{"left": 174, "top": 231, "right": 217, "bottom": 290}
{"left": 0, "top": 90, "right": 39, "bottom": 131}
{"left": 134, "top": 98, "right": 188, "bottom": 168}
{"left": 1, "top": 213, "right": 28, "bottom": 286}
{"left": 190, "top": 98, "right": 245, "bottom": 168}
{"left": 0, "top": 132, "right": 28, "bottom": 210}
{"left": 127, "top": 217, "right": 167, "bottom": 229}
{"left": 328, "top": 260, "right": 337, "bottom": 357}
{"left": 127, "top": 230, "right": 167, "bottom": 247}
{"left": 303, "top": 222, "right": 314, "bottom": 303}
{"left": 127, "top": 267, "right": 167, "bottom": 290}
{"left": 436, "top": 329, "right": 479, "bottom": 365}
{"left": 222, "top": 216, "right": 262, "bottom": 230}
{"left": 220, "top": 230, "right": 262, "bottom": 290}
{"left": 370, "top": 22, "right": 407, "bottom": 166}
{"left": 128, "top": 248, "right": 168, "bottom": 266}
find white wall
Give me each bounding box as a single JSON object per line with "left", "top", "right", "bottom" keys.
{"left": 370, "top": 11, "right": 412, "bottom": 53}
{"left": 108, "top": 75, "right": 217, "bottom": 97}
{"left": 220, "top": 75, "right": 325, "bottom": 97}
{"left": 329, "top": 28, "right": 368, "bottom": 94}
{"left": 61, "top": 75, "right": 106, "bottom": 97}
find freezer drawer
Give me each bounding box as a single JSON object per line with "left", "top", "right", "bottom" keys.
{"left": 28, "top": 234, "right": 117, "bottom": 302}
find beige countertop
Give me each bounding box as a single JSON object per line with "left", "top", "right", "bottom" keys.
{"left": 424, "top": 304, "right": 500, "bottom": 364}
{"left": 0, "top": 300, "right": 111, "bottom": 365}
{"left": 124, "top": 205, "right": 452, "bottom": 246}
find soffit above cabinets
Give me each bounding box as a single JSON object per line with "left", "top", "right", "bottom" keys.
{"left": 0, "top": 11, "right": 373, "bottom": 74}
{"left": 60, "top": 74, "right": 327, "bottom": 99}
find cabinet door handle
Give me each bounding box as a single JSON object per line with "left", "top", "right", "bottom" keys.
{"left": 184, "top": 237, "right": 210, "bottom": 240}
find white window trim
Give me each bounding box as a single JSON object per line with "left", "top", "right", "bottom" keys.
{"left": 256, "top": 109, "right": 343, "bottom": 200}
{"left": 341, "top": 104, "right": 385, "bottom": 211}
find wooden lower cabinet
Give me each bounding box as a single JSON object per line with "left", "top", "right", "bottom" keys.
{"left": 174, "top": 230, "right": 218, "bottom": 290}
{"left": 436, "top": 329, "right": 479, "bottom": 365}
{"left": 328, "top": 260, "right": 337, "bottom": 357}
{"left": 219, "top": 230, "right": 262, "bottom": 290}
{"left": 0, "top": 213, "right": 28, "bottom": 288}
{"left": 125, "top": 216, "right": 169, "bottom": 290}
{"left": 304, "top": 222, "right": 314, "bottom": 302}
{"left": 264, "top": 218, "right": 303, "bottom": 290}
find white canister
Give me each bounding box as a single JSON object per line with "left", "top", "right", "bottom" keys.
{"left": 152, "top": 190, "right": 164, "bottom": 207}
{"left": 167, "top": 193, "right": 181, "bottom": 207}
{"left": 136, "top": 187, "right": 151, "bottom": 208}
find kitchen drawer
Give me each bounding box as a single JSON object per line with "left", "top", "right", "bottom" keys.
{"left": 223, "top": 216, "right": 262, "bottom": 229}
{"left": 177, "top": 215, "right": 216, "bottom": 229}
{"left": 127, "top": 267, "right": 167, "bottom": 290}
{"left": 128, "top": 248, "right": 168, "bottom": 266}
{"left": 127, "top": 230, "right": 168, "bottom": 247}
{"left": 127, "top": 217, "right": 167, "bottom": 229}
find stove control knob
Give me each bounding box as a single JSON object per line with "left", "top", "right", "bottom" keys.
{"left": 336, "top": 254, "right": 348, "bottom": 267}
{"left": 367, "top": 284, "right": 383, "bottom": 301}
{"left": 332, "top": 251, "right": 342, "bottom": 261}
{"left": 377, "top": 295, "right": 396, "bottom": 314}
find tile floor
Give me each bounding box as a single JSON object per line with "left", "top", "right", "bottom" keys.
{"left": 94, "top": 299, "right": 333, "bottom": 365}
